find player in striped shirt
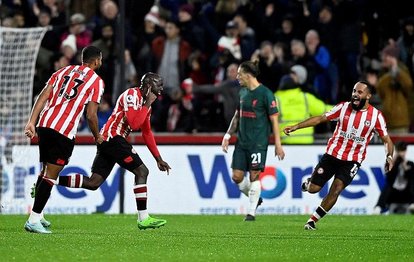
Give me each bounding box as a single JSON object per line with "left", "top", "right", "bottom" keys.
{"left": 24, "top": 46, "right": 104, "bottom": 233}
{"left": 56, "top": 72, "right": 171, "bottom": 230}
{"left": 284, "top": 81, "right": 395, "bottom": 230}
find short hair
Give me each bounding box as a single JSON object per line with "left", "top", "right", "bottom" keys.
{"left": 239, "top": 60, "right": 260, "bottom": 77}
{"left": 141, "top": 72, "right": 163, "bottom": 88}
{"left": 357, "top": 80, "right": 374, "bottom": 94}
{"left": 81, "top": 46, "right": 102, "bottom": 64}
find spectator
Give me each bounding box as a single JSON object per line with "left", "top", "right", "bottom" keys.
{"left": 97, "top": 94, "right": 113, "bottom": 130}
{"left": 60, "top": 34, "right": 78, "bottom": 64}
{"left": 377, "top": 43, "right": 413, "bottom": 133}
{"left": 151, "top": 19, "right": 192, "bottom": 131}
{"left": 37, "top": 8, "right": 60, "bottom": 52}
{"left": 233, "top": 13, "right": 256, "bottom": 61}
{"left": 166, "top": 78, "right": 196, "bottom": 133}
{"left": 60, "top": 13, "right": 92, "bottom": 51}
{"left": 305, "top": 29, "right": 339, "bottom": 103}
{"left": 178, "top": 3, "right": 206, "bottom": 53}
{"left": 217, "top": 20, "right": 242, "bottom": 62}
{"left": 134, "top": 5, "right": 163, "bottom": 78}
{"left": 275, "top": 65, "right": 332, "bottom": 144}
{"left": 192, "top": 63, "right": 240, "bottom": 127}
{"left": 91, "top": 23, "right": 116, "bottom": 96}
{"left": 251, "top": 41, "right": 283, "bottom": 92}
{"left": 113, "top": 49, "right": 138, "bottom": 100}
{"left": 272, "top": 15, "right": 299, "bottom": 48}
{"left": 397, "top": 17, "right": 414, "bottom": 78}
{"left": 374, "top": 141, "right": 414, "bottom": 214}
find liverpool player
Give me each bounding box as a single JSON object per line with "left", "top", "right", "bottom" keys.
{"left": 221, "top": 61, "right": 285, "bottom": 221}
{"left": 284, "top": 81, "right": 394, "bottom": 230}
{"left": 56, "top": 72, "right": 171, "bottom": 230}
{"left": 24, "top": 46, "right": 104, "bottom": 233}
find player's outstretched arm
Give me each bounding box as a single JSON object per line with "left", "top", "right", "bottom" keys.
{"left": 284, "top": 115, "right": 328, "bottom": 136}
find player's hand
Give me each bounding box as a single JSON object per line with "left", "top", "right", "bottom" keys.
{"left": 283, "top": 125, "right": 296, "bottom": 136}
{"left": 275, "top": 147, "right": 285, "bottom": 160}
{"left": 95, "top": 134, "right": 104, "bottom": 145}
{"left": 157, "top": 159, "right": 171, "bottom": 175}
{"left": 145, "top": 91, "right": 157, "bottom": 107}
{"left": 24, "top": 122, "right": 36, "bottom": 139}
{"left": 221, "top": 135, "right": 230, "bottom": 153}
{"left": 385, "top": 156, "right": 393, "bottom": 173}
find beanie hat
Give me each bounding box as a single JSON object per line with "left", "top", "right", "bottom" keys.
{"left": 290, "top": 65, "right": 307, "bottom": 85}
{"left": 70, "top": 13, "right": 86, "bottom": 25}
{"left": 144, "top": 5, "right": 160, "bottom": 25}
{"left": 179, "top": 4, "right": 194, "bottom": 16}
{"left": 61, "top": 34, "right": 77, "bottom": 52}
{"left": 382, "top": 44, "right": 400, "bottom": 59}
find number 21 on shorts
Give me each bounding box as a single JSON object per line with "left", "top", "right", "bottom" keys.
{"left": 251, "top": 152, "right": 262, "bottom": 164}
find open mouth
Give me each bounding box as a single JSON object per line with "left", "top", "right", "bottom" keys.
{"left": 352, "top": 97, "right": 360, "bottom": 105}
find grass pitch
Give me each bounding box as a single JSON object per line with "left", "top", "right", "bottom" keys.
{"left": 1, "top": 214, "right": 413, "bottom": 261}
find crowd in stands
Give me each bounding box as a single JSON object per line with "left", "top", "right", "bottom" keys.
{"left": 2, "top": 0, "right": 414, "bottom": 135}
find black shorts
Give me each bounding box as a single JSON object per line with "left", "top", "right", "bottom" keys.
{"left": 91, "top": 136, "right": 143, "bottom": 179}
{"left": 38, "top": 127, "right": 75, "bottom": 166}
{"left": 311, "top": 154, "right": 360, "bottom": 187}
{"left": 231, "top": 145, "right": 267, "bottom": 172}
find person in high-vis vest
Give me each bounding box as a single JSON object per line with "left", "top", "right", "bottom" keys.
{"left": 275, "top": 65, "right": 332, "bottom": 144}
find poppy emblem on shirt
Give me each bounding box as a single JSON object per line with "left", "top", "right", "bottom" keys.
{"left": 252, "top": 99, "right": 258, "bottom": 107}
{"left": 364, "top": 120, "right": 371, "bottom": 126}
{"left": 124, "top": 156, "right": 133, "bottom": 163}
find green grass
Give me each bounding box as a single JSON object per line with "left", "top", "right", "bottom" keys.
{"left": 1, "top": 214, "right": 413, "bottom": 261}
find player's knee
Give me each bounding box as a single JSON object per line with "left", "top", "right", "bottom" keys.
{"left": 135, "top": 165, "right": 149, "bottom": 180}
{"left": 308, "top": 184, "right": 321, "bottom": 194}
{"left": 84, "top": 175, "right": 104, "bottom": 190}
{"left": 232, "top": 175, "right": 243, "bottom": 184}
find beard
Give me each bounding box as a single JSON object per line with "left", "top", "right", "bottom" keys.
{"left": 351, "top": 98, "right": 367, "bottom": 111}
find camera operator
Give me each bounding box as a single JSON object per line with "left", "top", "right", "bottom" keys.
{"left": 374, "top": 141, "right": 414, "bottom": 214}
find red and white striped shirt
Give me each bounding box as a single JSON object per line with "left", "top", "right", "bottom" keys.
{"left": 101, "top": 88, "right": 160, "bottom": 158}
{"left": 38, "top": 65, "right": 104, "bottom": 139}
{"left": 325, "top": 102, "right": 388, "bottom": 163}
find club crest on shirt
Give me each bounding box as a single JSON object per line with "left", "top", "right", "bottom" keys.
{"left": 131, "top": 148, "right": 137, "bottom": 154}
{"left": 317, "top": 167, "right": 324, "bottom": 174}
{"left": 252, "top": 99, "right": 258, "bottom": 107}
{"left": 364, "top": 120, "right": 371, "bottom": 126}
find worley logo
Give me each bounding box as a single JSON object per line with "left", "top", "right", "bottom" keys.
{"left": 259, "top": 166, "right": 286, "bottom": 198}
{"left": 188, "top": 154, "right": 387, "bottom": 200}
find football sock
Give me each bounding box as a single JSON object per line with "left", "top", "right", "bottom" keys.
{"left": 134, "top": 184, "right": 148, "bottom": 221}
{"left": 247, "top": 180, "right": 261, "bottom": 216}
{"left": 58, "top": 174, "right": 83, "bottom": 188}
{"left": 237, "top": 176, "right": 251, "bottom": 196}
{"left": 28, "top": 211, "right": 42, "bottom": 224}
{"left": 308, "top": 206, "right": 327, "bottom": 223}
{"left": 32, "top": 177, "right": 55, "bottom": 215}
{"left": 35, "top": 174, "right": 44, "bottom": 189}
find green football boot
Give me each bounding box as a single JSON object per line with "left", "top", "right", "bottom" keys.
{"left": 137, "top": 216, "right": 167, "bottom": 230}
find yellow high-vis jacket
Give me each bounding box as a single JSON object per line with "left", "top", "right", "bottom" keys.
{"left": 275, "top": 87, "right": 332, "bottom": 144}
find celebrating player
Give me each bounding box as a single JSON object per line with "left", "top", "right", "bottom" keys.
{"left": 222, "top": 60, "right": 285, "bottom": 221}
{"left": 24, "top": 46, "right": 105, "bottom": 234}
{"left": 55, "top": 72, "right": 171, "bottom": 230}
{"left": 284, "top": 81, "right": 394, "bottom": 230}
